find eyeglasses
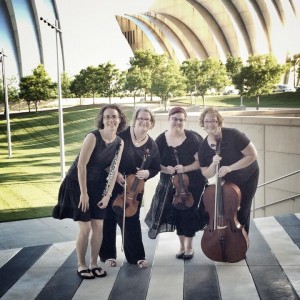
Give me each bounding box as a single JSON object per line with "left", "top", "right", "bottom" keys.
{"left": 103, "top": 115, "right": 119, "bottom": 120}
{"left": 171, "top": 117, "right": 185, "bottom": 123}
{"left": 137, "top": 117, "right": 151, "bottom": 122}
{"left": 204, "top": 120, "right": 218, "bottom": 124}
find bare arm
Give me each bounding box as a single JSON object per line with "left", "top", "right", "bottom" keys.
{"left": 200, "top": 142, "right": 257, "bottom": 179}
{"left": 218, "top": 142, "right": 257, "bottom": 177}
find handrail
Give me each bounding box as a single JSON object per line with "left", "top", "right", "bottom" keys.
{"left": 253, "top": 194, "right": 300, "bottom": 210}
{"left": 252, "top": 169, "right": 300, "bottom": 217}
{"left": 257, "top": 169, "right": 300, "bottom": 188}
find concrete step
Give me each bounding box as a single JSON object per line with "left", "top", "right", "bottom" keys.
{"left": 0, "top": 213, "right": 299, "bottom": 299}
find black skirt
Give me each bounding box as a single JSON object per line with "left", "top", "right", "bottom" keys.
{"left": 52, "top": 175, "right": 106, "bottom": 221}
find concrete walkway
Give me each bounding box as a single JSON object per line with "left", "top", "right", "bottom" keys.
{"left": 0, "top": 211, "right": 300, "bottom": 299}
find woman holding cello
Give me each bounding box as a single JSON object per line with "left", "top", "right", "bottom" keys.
{"left": 145, "top": 107, "right": 207, "bottom": 260}
{"left": 198, "top": 107, "right": 259, "bottom": 236}
{"left": 99, "top": 107, "right": 160, "bottom": 269}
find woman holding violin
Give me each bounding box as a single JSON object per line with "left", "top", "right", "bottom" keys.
{"left": 145, "top": 107, "right": 207, "bottom": 260}
{"left": 99, "top": 107, "right": 160, "bottom": 269}
{"left": 198, "top": 107, "right": 259, "bottom": 235}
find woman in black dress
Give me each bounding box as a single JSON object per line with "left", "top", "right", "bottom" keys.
{"left": 52, "top": 104, "right": 126, "bottom": 279}
{"left": 198, "top": 107, "right": 259, "bottom": 234}
{"left": 99, "top": 107, "right": 160, "bottom": 269}
{"left": 145, "top": 107, "right": 207, "bottom": 260}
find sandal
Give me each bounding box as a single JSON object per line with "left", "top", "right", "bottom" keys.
{"left": 90, "top": 267, "right": 107, "bottom": 278}
{"left": 105, "top": 258, "right": 117, "bottom": 267}
{"left": 77, "top": 269, "right": 95, "bottom": 279}
{"left": 137, "top": 260, "right": 149, "bottom": 269}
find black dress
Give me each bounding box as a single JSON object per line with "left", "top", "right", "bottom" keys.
{"left": 145, "top": 130, "right": 207, "bottom": 239}
{"left": 99, "top": 127, "right": 160, "bottom": 264}
{"left": 198, "top": 127, "right": 259, "bottom": 233}
{"left": 52, "top": 130, "right": 122, "bottom": 221}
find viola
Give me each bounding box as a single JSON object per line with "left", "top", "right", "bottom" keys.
{"left": 172, "top": 148, "right": 194, "bottom": 210}
{"left": 201, "top": 130, "right": 249, "bottom": 263}
{"left": 112, "top": 149, "right": 149, "bottom": 217}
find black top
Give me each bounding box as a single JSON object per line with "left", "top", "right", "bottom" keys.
{"left": 198, "top": 127, "right": 259, "bottom": 186}
{"left": 114, "top": 127, "right": 161, "bottom": 193}
{"left": 156, "top": 129, "right": 206, "bottom": 187}
{"left": 67, "top": 130, "right": 122, "bottom": 184}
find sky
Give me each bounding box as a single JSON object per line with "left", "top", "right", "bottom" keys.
{"left": 54, "top": 0, "right": 156, "bottom": 76}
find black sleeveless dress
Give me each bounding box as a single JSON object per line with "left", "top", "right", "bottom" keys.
{"left": 52, "top": 130, "right": 122, "bottom": 221}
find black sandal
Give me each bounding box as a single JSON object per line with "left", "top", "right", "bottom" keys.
{"left": 77, "top": 269, "right": 95, "bottom": 279}
{"left": 90, "top": 267, "right": 107, "bottom": 278}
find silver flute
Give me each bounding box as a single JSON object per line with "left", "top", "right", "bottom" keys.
{"left": 102, "top": 143, "right": 121, "bottom": 197}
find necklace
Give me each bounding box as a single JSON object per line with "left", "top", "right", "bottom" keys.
{"left": 133, "top": 129, "right": 147, "bottom": 145}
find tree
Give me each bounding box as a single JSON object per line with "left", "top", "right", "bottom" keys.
{"left": 226, "top": 55, "right": 244, "bottom": 105}
{"left": 124, "top": 66, "right": 143, "bottom": 107}
{"left": 0, "top": 76, "right": 19, "bottom": 114}
{"left": 70, "top": 71, "right": 89, "bottom": 103}
{"left": 152, "top": 58, "right": 186, "bottom": 111}
{"left": 129, "top": 49, "right": 161, "bottom": 100}
{"left": 286, "top": 53, "right": 300, "bottom": 87}
{"left": 241, "top": 54, "right": 285, "bottom": 110}
{"left": 180, "top": 58, "right": 200, "bottom": 104}
{"left": 61, "top": 72, "right": 73, "bottom": 98}
{"left": 193, "top": 58, "right": 230, "bottom": 108}
{"left": 19, "top": 64, "right": 55, "bottom": 112}
{"left": 84, "top": 66, "right": 102, "bottom": 104}
{"left": 98, "top": 62, "right": 123, "bottom": 104}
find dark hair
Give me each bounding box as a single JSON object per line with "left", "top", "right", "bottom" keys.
{"left": 199, "top": 107, "right": 224, "bottom": 127}
{"left": 96, "top": 104, "right": 127, "bottom": 132}
{"left": 132, "top": 106, "right": 156, "bottom": 128}
{"left": 168, "top": 106, "right": 187, "bottom": 118}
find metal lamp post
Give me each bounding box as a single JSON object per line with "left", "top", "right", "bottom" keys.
{"left": 40, "top": 17, "right": 65, "bottom": 180}
{"left": 0, "top": 49, "right": 12, "bottom": 158}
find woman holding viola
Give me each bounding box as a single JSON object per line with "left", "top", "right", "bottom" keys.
{"left": 99, "top": 107, "right": 160, "bottom": 269}
{"left": 145, "top": 107, "right": 207, "bottom": 260}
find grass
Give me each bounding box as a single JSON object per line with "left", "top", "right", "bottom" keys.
{"left": 0, "top": 104, "right": 134, "bottom": 222}
{"left": 0, "top": 93, "right": 299, "bottom": 222}
{"left": 177, "top": 91, "right": 300, "bottom": 108}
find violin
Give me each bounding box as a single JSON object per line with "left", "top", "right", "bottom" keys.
{"left": 172, "top": 148, "right": 194, "bottom": 210}
{"left": 112, "top": 149, "right": 149, "bottom": 217}
{"left": 201, "top": 130, "right": 249, "bottom": 263}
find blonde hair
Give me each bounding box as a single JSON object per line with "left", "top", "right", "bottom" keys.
{"left": 132, "top": 107, "right": 156, "bottom": 128}
{"left": 199, "top": 107, "right": 224, "bottom": 127}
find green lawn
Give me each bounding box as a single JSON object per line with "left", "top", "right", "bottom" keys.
{"left": 0, "top": 104, "right": 134, "bottom": 222}
{"left": 0, "top": 93, "right": 299, "bottom": 222}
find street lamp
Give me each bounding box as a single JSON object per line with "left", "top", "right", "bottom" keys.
{"left": 40, "top": 17, "right": 65, "bottom": 180}
{"left": 0, "top": 49, "right": 12, "bottom": 158}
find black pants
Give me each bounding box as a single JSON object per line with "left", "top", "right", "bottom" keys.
{"left": 237, "top": 169, "right": 259, "bottom": 234}
{"left": 99, "top": 198, "right": 146, "bottom": 264}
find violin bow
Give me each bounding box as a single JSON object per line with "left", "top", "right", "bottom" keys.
{"left": 214, "top": 128, "right": 222, "bottom": 230}
{"left": 121, "top": 174, "right": 126, "bottom": 252}
{"left": 152, "top": 177, "right": 172, "bottom": 239}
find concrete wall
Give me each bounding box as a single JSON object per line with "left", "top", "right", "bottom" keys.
{"left": 143, "top": 109, "right": 300, "bottom": 219}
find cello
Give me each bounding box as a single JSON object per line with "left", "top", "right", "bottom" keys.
{"left": 112, "top": 149, "right": 149, "bottom": 217}
{"left": 172, "top": 148, "right": 194, "bottom": 210}
{"left": 201, "top": 130, "right": 249, "bottom": 263}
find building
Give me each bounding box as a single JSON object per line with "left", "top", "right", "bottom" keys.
{"left": 1, "top": 0, "right": 300, "bottom": 84}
